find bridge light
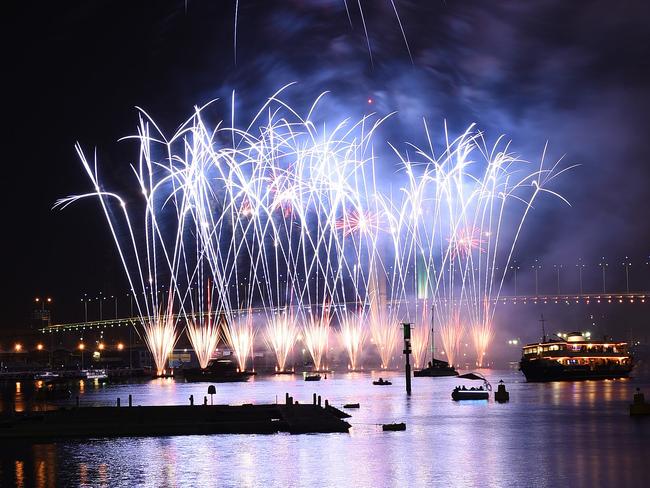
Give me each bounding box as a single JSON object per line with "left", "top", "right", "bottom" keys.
{"left": 36, "top": 343, "right": 43, "bottom": 351}
{"left": 98, "top": 343, "right": 105, "bottom": 350}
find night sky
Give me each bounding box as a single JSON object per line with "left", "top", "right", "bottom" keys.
{"left": 5, "top": 1, "right": 650, "bottom": 330}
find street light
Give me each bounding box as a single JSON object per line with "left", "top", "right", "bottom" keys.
{"left": 79, "top": 343, "right": 85, "bottom": 370}
{"left": 36, "top": 343, "right": 44, "bottom": 351}
{"left": 14, "top": 343, "right": 22, "bottom": 352}
{"left": 117, "top": 343, "right": 124, "bottom": 351}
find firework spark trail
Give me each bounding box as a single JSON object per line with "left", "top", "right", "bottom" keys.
{"left": 410, "top": 325, "right": 430, "bottom": 369}
{"left": 339, "top": 312, "right": 367, "bottom": 370}
{"left": 222, "top": 310, "right": 256, "bottom": 372}
{"left": 439, "top": 314, "right": 465, "bottom": 368}
{"left": 143, "top": 304, "right": 179, "bottom": 376}
{"left": 265, "top": 312, "right": 299, "bottom": 372}
{"left": 471, "top": 315, "right": 493, "bottom": 368}
{"left": 368, "top": 261, "right": 399, "bottom": 369}
{"left": 302, "top": 305, "right": 331, "bottom": 372}
{"left": 186, "top": 315, "right": 221, "bottom": 369}
{"left": 57, "top": 88, "right": 572, "bottom": 373}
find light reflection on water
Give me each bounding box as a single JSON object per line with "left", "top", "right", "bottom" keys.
{"left": 1, "top": 370, "right": 649, "bottom": 487}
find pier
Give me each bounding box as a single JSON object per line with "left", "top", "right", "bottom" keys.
{"left": 0, "top": 393, "right": 351, "bottom": 439}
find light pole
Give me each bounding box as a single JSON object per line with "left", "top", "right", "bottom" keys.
{"left": 532, "top": 260, "right": 541, "bottom": 296}
{"left": 622, "top": 256, "right": 631, "bottom": 294}
{"left": 599, "top": 258, "right": 608, "bottom": 293}
{"left": 553, "top": 264, "right": 563, "bottom": 294}
{"left": 510, "top": 261, "right": 520, "bottom": 297}
{"left": 81, "top": 294, "right": 89, "bottom": 323}
{"left": 35, "top": 297, "right": 53, "bottom": 366}
{"left": 576, "top": 259, "right": 585, "bottom": 295}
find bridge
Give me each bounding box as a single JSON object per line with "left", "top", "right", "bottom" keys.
{"left": 39, "top": 291, "right": 648, "bottom": 333}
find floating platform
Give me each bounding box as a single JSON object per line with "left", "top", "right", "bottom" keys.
{"left": 0, "top": 402, "right": 351, "bottom": 439}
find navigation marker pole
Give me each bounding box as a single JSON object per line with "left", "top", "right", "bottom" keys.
{"left": 403, "top": 322, "right": 413, "bottom": 395}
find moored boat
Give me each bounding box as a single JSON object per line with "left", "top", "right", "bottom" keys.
{"left": 414, "top": 359, "right": 458, "bottom": 377}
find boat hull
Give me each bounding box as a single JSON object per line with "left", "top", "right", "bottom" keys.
{"left": 414, "top": 368, "right": 458, "bottom": 377}
{"left": 519, "top": 358, "right": 633, "bottom": 382}
{"left": 451, "top": 391, "right": 489, "bottom": 401}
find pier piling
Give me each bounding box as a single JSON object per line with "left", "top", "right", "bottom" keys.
{"left": 117, "top": 398, "right": 121, "bottom": 407}
{"left": 128, "top": 395, "right": 132, "bottom": 407}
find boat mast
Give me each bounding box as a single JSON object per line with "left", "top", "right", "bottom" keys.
{"left": 540, "top": 314, "right": 547, "bottom": 342}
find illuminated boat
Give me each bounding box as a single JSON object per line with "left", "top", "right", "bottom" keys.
{"left": 519, "top": 332, "right": 633, "bottom": 382}
{"left": 83, "top": 369, "right": 108, "bottom": 380}
{"left": 183, "top": 359, "right": 256, "bottom": 383}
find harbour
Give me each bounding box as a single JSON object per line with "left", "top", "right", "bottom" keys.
{"left": 1, "top": 370, "right": 649, "bottom": 486}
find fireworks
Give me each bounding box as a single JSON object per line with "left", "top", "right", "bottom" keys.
{"left": 222, "top": 311, "right": 256, "bottom": 372}
{"left": 439, "top": 314, "right": 465, "bottom": 368}
{"left": 186, "top": 315, "right": 221, "bottom": 370}
{"left": 143, "top": 309, "right": 178, "bottom": 376}
{"left": 58, "top": 88, "right": 572, "bottom": 371}
{"left": 410, "top": 325, "right": 430, "bottom": 369}
{"left": 471, "top": 318, "right": 494, "bottom": 368}
{"left": 302, "top": 307, "right": 331, "bottom": 371}
{"left": 265, "top": 312, "right": 299, "bottom": 372}
{"left": 339, "top": 313, "right": 367, "bottom": 371}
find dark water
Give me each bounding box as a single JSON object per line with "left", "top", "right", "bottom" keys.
{"left": 1, "top": 370, "right": 649, "bottom": 487}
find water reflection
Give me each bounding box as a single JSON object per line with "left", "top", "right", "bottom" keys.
{"left": 1, "top": 371, "right": 649, "bottom": 487}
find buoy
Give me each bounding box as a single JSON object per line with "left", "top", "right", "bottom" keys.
{"left": 630, "top": 388, "right": 650, "bottom": 416}
{"left": 494, "top": 380, "right": 510, "bottom": 403}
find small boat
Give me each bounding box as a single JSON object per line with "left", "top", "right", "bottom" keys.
{"left": 304, "top": 374, "right": 322, "bottom": 381}
{"left": 373, "top": 378, "right": 392, "bottom": 386}
{"left": 382, "top": 422, "right": 406, "bottom": 431}
{"left": 35, "top": 371, "right": 60, "bottom": 380}
{"left": 343, "top": 403, "right": 360, "bottom": 409}
{"left": 452, "top": 372, "right": 491, "bottom": 401}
